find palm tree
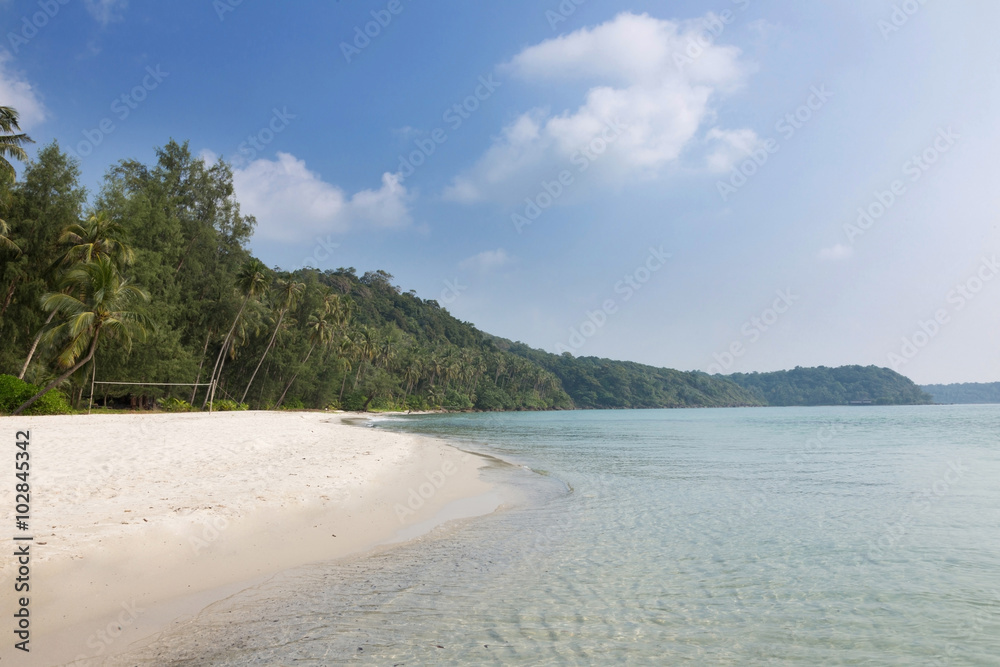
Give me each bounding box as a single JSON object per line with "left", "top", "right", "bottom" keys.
{"left": 240, "top": 278, "right": 305, "bottom": 403}
{"left": 203, "top": 258, "right": 270, "bottom": 408}
{"left": 56, "top": 212, "right": 135, "bottom": 268}
{"left": 0, "top": 106, "right": 31, "bottom": 183}
{"left": 275, "top": 311, "right": 334, "bottom": 409}
{"left": 20, "top": 213, "right": 136, "bottom": 379}
{"left": 13, "top": 256, "right": 150, "bottom": 415}
{"left": 0, "top": 218, "right": 18, "bottom": 255}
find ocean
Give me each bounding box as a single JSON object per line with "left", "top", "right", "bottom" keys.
{"left": 113, "top": 406, "right": 1000, "bottom": 665}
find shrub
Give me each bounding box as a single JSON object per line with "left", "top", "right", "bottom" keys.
{"left": 340, "top": 391, "right": 366, "bottom": 412}
{"left": 211, "top": 399, "right": 248, "bottom": 412}
{"left": 158, "top": 397, "right": 193, "bottom": 412}
{"left": 280, "top": 398, "right": 305, "bottom": 410}
{"left": 0, "top": 374, "right": 73, "bottom": 416}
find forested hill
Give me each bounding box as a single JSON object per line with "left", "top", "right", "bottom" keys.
{"left": 920, "top": 382, "right": 1000, "bottom": 404}
{"left": 0, "top": 141, "right": 762, "bottom": 413}
{"left": 0, "top": 141, "right": 931, "bottom": 415}
{"left": 727, "top": 366, "right": 933, "bottom": 406}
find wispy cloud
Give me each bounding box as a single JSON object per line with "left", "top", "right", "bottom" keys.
{"left": 819, "top": 244, "right": 855, "bottom": 261}
{"left": 459, "top": 248, "right": 512, "bottom": 273}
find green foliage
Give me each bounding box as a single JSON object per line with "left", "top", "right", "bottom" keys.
{"left": 0, "top": 374, "right": 71, "bottom": 415}
{"left": 727, "top": 366, "right": 933, "bottom": 406}
{"left": 211, "top": 399, "right": 248, "bottom": 411}
{"left": 158, "top": 397, "right": 193, "bottom": 412}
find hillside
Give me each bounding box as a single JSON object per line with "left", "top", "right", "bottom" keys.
{"left": 0, "top": 141, "right": 935, "bottom": 415}
{"left": 921, "top": 382, "right": 1000, "bottom": 404}
{"left": 727, "top": 366, "right": 933, "bottom": 406}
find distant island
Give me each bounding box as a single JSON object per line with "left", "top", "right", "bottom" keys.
{"left": 0, "top": 138, "right": 939, "bottom": 415}
{"left": 920, "top": 382, "right": 1000, "bottom": 405}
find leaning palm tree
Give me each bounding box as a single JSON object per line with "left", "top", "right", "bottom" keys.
{"left": 13, "top": 256, "right": 150, "bottom": 415}
{"left": 275, "top": 311, "right": 334, "bottom": 409}
{"left": 0, "top": 106, "right": 31, "bottom": 183}
{"left": 240, "top": 278, "right": 305, "bottom": 403}
{"left": 202, "top": 258, "right": 270, "bottom": 408}
{"left": 20, "top": 213, "right": 136, "bottom": 379}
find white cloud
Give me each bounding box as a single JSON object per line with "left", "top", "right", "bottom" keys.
{"left": 459, "top": 248, "right": 511, "bottom": 273}
{"left": 444, "top": 12, "right": 754, "bottom": 203}
{"left": 0, "top": 51, "right": 46, "bottom": 130}
{"left": 819, "top": 244, "right": 854, "bottom": 261}
{"left": 228, "top": 152, "right": 411, "bottom": 242}
{"left": 705, "top": 127, "right": 765, "bottom": 173}
{"left": 84, "top": 0, "right": 129, "bottom": 24}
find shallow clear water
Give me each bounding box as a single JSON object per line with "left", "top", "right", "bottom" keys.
{"left": 116, "top": 406, "right": 1000, "bottom": 665}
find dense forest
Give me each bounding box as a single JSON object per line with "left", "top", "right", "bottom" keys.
{"left": 921, "top": 382, "right": 1000, "bottom": 405}
{"left": 727, "top": 366, "right": 933, "bottom": 406}
{"left": 0, "top": 117, "right": 937, "bottom": 415}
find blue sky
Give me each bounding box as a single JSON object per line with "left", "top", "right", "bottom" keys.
{"left": 3, "top": 0, "right": 998, "bottom": 384}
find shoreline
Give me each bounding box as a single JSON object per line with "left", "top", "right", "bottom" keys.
{"left": 0, "top": 411, "right": 498, "bottom": 666}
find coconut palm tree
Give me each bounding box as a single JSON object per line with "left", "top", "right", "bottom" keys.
{"left": 13, "top": 256, "right": 150, "bottom": 415}
{"left": 203, "top": 258, "right": 270, "bottom": 408}
{"left": 20, "top": 213, "right": 136, "bottom": 379}
{"left": 0, "top": 106, "right": 31, "bottom": 183}
{"left": 241, "top": 278, "right": 305, "bottom": 403}
{"left": 275, "top": 310, "right": 334, "bottom": 409}
{"left": 56, "top": 212, "right": 135, "bottom": 268}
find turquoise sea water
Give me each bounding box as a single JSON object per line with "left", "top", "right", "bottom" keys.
{"left": 116, "top": 406, "right": 1000, "bottom": 665}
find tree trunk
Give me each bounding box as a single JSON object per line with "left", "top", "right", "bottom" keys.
{"left": 241, "top": 309, "right": 286, "bottom": 403}
{"left": 190, "top": 329, "right": 212, "bottom": 404}
{"left": 339, "top": 373, "right": 348, "bottom": 405}
{"left": 14, "top": 326, "right": 101, "bottom": 415}
{"left": 87, "top": 356, "right": 97, "bottom": 414}
{"left": 19, "top": 310, "right": 56, "bottom": 380}
{"left": 275, "top": 341, "right": 316, "bottom": 410}
{"left": 202, "top": 296, "right": 249, "bottom": 409}
{"left": 0, "top": 277, "right": 19, "bottom": 320}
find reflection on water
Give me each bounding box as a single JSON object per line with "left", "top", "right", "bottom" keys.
{"left": 112, "top": 406, "right": 1000, "bottom": 665}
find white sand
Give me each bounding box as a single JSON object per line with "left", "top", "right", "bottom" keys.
{"left": 0, "top": 411, "right": 494, "bottom": 666}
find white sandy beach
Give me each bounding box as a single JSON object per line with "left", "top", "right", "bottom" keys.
{"left": 0, "top": 411, "right": 495, "bottom": 666}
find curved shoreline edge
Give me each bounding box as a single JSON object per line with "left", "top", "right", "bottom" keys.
{"left": 0, "top": 411, "right": 499, "bottom": 666}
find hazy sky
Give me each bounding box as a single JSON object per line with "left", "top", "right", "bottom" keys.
{"left": 3, "top": 0, "right": 998, "bottom": 384}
